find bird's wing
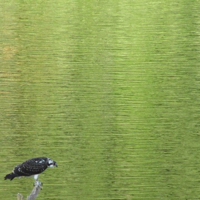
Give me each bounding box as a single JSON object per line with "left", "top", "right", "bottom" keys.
{"left": 13, "top": 157, "right": 48, "bottom": 176}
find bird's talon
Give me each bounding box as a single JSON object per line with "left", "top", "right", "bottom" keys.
{"left": 34, "top": 180, "right": 42, "bottom": 187}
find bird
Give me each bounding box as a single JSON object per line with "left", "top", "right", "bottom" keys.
{"left": 4, "top": 157, "right": 57, "bottom": 182}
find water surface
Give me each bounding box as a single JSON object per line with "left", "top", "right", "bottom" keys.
{"left": 1, "top": 0, "right": 200, "bottom": 199}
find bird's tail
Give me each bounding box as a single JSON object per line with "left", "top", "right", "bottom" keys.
{"left": 4, "top": 173, "right": 16, "bottom": 181}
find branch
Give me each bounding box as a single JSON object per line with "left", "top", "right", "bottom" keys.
{"left": 17, "top": 181, "right": 42, "bottom": 200}
{"left": 17, "top": 193, "right": 24, "bottom": 200}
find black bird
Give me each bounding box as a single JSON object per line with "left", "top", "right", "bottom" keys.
{"left": 4, "top": 157, "right": 57, "bottom": 181}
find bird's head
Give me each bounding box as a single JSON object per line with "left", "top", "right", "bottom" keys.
{"left": 47, "top": 158, "right": 58, "bottom": 167}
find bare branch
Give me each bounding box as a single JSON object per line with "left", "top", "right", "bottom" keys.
{"left": 17, "top": 181, "right": 42, "bottom": 200}
{"left": 17, "top": 193, "right": 24, "bottom": 200}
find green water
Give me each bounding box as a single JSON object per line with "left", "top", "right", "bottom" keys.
{"left": 1, "top": 0, "right": 200, "bottom": 199}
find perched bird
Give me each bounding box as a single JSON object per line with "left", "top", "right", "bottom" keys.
{"left": 4, "top": 157, "right": 57, "bottom": 181}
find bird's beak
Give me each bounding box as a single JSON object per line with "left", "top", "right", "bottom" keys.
{"left": 55, "top": 162, "right": 58, "bottom": 167}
